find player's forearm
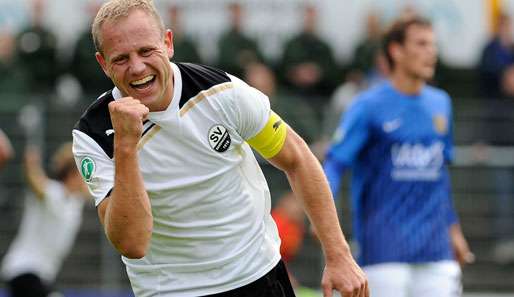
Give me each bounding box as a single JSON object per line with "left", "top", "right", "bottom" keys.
{"left": 106, "top": 144, "right": 152, "bottom": 259}
{"left": 286, "top": 145, "right": 351, "bottom": 260}
{"left": 23, "top": 161, "right": 47, "bottom": 200}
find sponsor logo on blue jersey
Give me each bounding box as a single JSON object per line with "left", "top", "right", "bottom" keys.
{"left": 391, "top": 141, "right": 444, "bottom": 181}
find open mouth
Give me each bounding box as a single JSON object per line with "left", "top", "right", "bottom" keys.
{"left": 130, "top": 75, "right": 156, "bottom": 90}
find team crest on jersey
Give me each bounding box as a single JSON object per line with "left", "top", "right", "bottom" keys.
{"left": 80, "top": 157, "right": 95, "bottom": 182}
{"left": 432, "top": 115, "right": 448, "bottom": 135}
{"left": 208, "top": 124, "right": 231, "bottom": 152}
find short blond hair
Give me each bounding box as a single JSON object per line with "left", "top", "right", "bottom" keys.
{"left": 92, "top": 0, "right": 165, "bottom": 55}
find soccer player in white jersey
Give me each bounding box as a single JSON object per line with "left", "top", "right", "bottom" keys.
{"left": 324, "top": 17, "right": 473, "bottom": 297}
{"left": 71, "top": 1, "right": 368, "bottom": 297}
{"left": 2, "top": 143, "right": 88, "bottom": 297}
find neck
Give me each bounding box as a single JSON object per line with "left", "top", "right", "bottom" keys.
{"left": 390, "top": 70, "right": 425, "bottom": 95}
{"left": 150, "top": 63, "right": 175, "bottom": 112}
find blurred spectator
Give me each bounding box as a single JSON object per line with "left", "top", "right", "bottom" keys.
{"left": 271, "top": 191, "right": 320, "bottom": 297}
{"left": 69, "top": 0, "right": 113, "bottom": 98}
{"left": 217, "top": 2, "right": 264, "bottom": 77}
{"left": 244, "top": 62, "right": 320, "bottom": 145}
{"left": 478, "top": 13, "right": 514, "bottom": 99}
{"left": 500, "top": 64, "right": 514, "bottom": 99}
{"left": 1, "top": 143, "right": 88, "bottom": 297}
{"left": 479, "top": 65, "right": 514, "bottom": 264}
{"left": 15, "top": 0, "right": 59, "bottom": 95}
{"left": 321, "top": 50, "right": 390, "bottom": 153}
{"left": 167, "top": 4, "right": 202, "bottom": 64}
{"left": 351, "top": 11, "right": 383, "bottom": 78}
{"left": 0, "top": 129, "right": 14, "bottom": 170}
{"left": 0, "top": 30, "right": 28, "bottom": 98}
{"left": 279, "top": 4, "right": 339, "bottom": 118}
{"left": 271, "top": 191, "right": 305, "bottom": 263}
{"left": 321, "top": 71, "right": 366, "bottom": 150}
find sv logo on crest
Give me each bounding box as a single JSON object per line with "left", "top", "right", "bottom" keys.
{"left": 208, "top": 124, "right": 231, "bottom": 153}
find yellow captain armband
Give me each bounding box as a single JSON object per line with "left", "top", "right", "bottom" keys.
{"left": 247, "top": 111, "right": 287, "bottom": 159}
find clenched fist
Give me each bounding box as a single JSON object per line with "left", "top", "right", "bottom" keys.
{"left": 108, "top": 97, "right": 150, "bottom": 148}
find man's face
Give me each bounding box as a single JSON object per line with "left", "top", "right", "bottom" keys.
{"left": 395, "top": 25, "right": 437, "bottom": 81}
{"left": 96, "top": 9, "right": 174, "bottom": 112}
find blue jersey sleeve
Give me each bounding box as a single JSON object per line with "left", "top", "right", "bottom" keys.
{"left": 441, "top": 94, "right": 457, "bottom": 225}
{"left": 323, "top": 98, "right": 371, "bottom": 199}
{"left": 443, "top": 169, "right": 458, "bottom": 226}
{"left": 443, "top": 94, "right": 454, "bottom": 163}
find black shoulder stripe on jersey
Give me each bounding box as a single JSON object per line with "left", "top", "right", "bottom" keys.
{"left": 176, "top": 63, "right": 231, "bottom": 109}
{"left": 74, "top": 91, "right": 115, "bottom": 159}
{"left": 142, "top": 123, "right": 155, "bottom": 136}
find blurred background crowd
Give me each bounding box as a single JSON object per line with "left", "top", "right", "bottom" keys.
{"left": 0, "top": 0, "right": 514, "bottom": 296}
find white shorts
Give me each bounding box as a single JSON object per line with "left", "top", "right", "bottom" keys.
{"left": 363, "top": 261, "right": 462, "bottom": 297}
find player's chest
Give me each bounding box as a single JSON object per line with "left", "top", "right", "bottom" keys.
{"left": 136, "top": 112, "right": 244, "bottom": 179}
{"left": 371, "top": 105, "right": 449, "bottom": 143}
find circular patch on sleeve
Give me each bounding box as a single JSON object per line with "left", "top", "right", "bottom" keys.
{"left": 80, "top": 157, "right": 96, "bottom": 182}
{"left": 208, "top": 125, "right": 231, "bottom": 153}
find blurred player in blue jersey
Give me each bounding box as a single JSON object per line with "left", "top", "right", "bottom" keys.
{"left": 323, "top": 16, "right": 474, "bottom": 297}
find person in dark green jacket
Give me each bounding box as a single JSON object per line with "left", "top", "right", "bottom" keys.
{"left": 217, "top": 2, "right": 265, "bottom": 77}
{"left": 279, "top": 4, "right": 339, "bottom": 99}
{"left": 69, "top": 0, "right": 113, "bottom": 97}
{"left": 15, "top": 0, "right": 59, "bottom": 95}
{"left": 0, "top": 31, "right": 28, "bottom": 100}
{"left": 166, "top": 4, "right": 202, "bottom": 64}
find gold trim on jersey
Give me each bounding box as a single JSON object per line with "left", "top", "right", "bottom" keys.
{"left": 179, "top": 82, "right": 234, "bottom": 117}
{"left": 247, "top": 111, "right": 287, "bottom": 159}
{"left": 137, "top": 125, "right": 162, "bottom": 150}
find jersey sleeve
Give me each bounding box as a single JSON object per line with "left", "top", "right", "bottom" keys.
{"left": 226, "top": 75, "right": 287, "bottom": 159}
{"left": 227, "top": 75, "right": 271, "bottom": 140}
{"left": 323, "top": 98, "right": 371, "bottom": 198}
{"left": 72, "top": 129, "right": 114, "bottom": 206}
{"left": 443, "top": 95, "right": 455, "bottom": 164}
{"left": 442, "top": 169, "right": 458, "bottom": 226}
{"left": 441, "top": 93, "right": 457, "bottom": 224}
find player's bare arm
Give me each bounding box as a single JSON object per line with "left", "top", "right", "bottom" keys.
{"left": 98, "top": 97, "right": 152, "bottom": 259}
{"left": 23, "top": 146, "right": 48, "bottom": 200}
{"left": 450, "top": 223, "right": 474, "bottom": 266}
{"left": 268, "top": 126, "right": 368, "bottom": 297}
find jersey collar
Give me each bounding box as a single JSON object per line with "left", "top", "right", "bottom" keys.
{"left": 111, "top": 62, "right": 183, "bottom": 123}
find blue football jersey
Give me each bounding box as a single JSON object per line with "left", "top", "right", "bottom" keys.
{"left": 324, "top": 81, "right": 458, "bottom": 266}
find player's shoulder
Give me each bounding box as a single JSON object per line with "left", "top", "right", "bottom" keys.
{"left": 353, "top": 82, "right": 390, "bottom": 109}
{"left": 73, "top": 90, "right": 115, "bottom": 158}
{"left": 362, "top": 81, "right": 391, "bottom": 99}
{"left": 423, "top": 84, "right": 452, "bottom": 108}
{"left": 175, "top": 63, "right": 232, "bottom": 108}
{"left": 424, "top": 84, "right": 451, "bottom": 101}
{"left": 74, "top": 90, "right": 114, "bottom": 132}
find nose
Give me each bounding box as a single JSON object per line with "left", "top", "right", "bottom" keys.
{"left": 129, "top": 55, "right": 146, "bottom": 75}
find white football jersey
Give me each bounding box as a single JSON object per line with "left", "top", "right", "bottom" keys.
{"left": 72, "top": 63, "right": 281, "bottom": 297}
{"left": 1, "top": 180, "right": 84, "bottom": 282}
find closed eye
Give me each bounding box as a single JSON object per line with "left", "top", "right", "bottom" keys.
{"left": 111, "top": 55, "right": 128, "bottom": 65}
{"left": 140, "top": 48, "right": 155, "bottom": 57}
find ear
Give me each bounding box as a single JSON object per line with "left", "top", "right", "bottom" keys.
{"left": 95, "top": 52, "right": 110, "bottom": 77}
{"left": 164, "top": 29, "right": 174, "bottom": 59}
{"left": 389, "top": 42, "right": 403, "bottom": 64}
